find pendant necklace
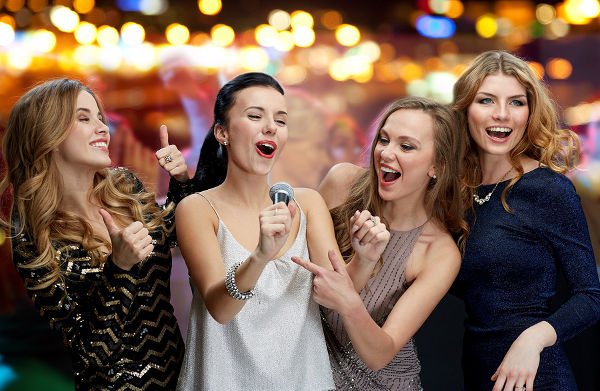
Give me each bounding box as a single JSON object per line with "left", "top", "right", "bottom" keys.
{"left": 473, "top": 167, "right": 514, "bottom": 205}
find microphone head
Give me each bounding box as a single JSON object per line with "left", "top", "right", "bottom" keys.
{"left": 269, "top": 182, "right": 294, "bottom": 205}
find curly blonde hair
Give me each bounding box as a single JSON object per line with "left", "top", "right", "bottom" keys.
{"left": 331, "top": 97, "right": 467, "bottom": 266}
{"left": 452, "top": 50, "right": 579, "bottom": 215}
{"left": 0, "top": 79, "right": 172, "bottom": 290}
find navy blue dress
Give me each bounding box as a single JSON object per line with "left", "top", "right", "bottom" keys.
{"left": 453, "top": 167, "right": 600, "bottom": 390}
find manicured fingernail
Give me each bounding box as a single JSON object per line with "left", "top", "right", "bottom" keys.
{"left": 354, "top": 210, "right": 360, "bottom": 216}
{"left": 351, "top": 225, "right": 359, "bottom": 233}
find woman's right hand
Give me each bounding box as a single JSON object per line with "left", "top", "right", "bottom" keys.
{"left": 99, "top": 209, "right": 154, "bottom": 271}
{"left": 350, "top": 210, "right": 390, "bottom": 264}
{"left": 254, "top": 201, "right": 297, "bottom": 263}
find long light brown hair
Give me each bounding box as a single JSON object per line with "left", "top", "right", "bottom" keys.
{"left": 0, "top": 79, "right": 172, "bottom": 290}
{"left": 452, "top": 50, "right": 579, "bottom": 215}
{"left": 331, "top": 96, "right": 467, "bottom": 264}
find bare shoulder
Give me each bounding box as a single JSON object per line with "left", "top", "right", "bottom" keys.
{"left": 317, "top": 163, "right": 366, "bottom": 208}
{"left": 176, "top": 191, "right": 219, "bottom": 228}
{"left": 293, "top": 187, "right": 325, "bottom": 209}
{"left": 408, "top": 221, "right": 460, "bottom": 282}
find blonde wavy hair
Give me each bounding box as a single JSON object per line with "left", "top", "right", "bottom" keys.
{"left": 452, "top": 50, "right": 579, "bottom": 215}
{"left": 0, "top": 79, "right": 172, "bottom": 290}
{"left": 331, "top": 97, "right": 467, "bottom": 268}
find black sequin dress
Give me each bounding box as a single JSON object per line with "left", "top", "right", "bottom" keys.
{"left": 453, "top": 167, "right": 600, "bottom": 390}
{"left": 11, "top": 171, "right": 195, "bottom": 390}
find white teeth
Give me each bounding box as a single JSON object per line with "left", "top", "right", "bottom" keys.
{"left": 91, "top": 142, "right": 107, "bottom": 148}
{"left": 487, "top": 127, "right": 511, "bottom": 133}
{"left": 381, "top": 166, "right": 399, "bottom": 174}
{"left": 260, "top": 143, "right": 274, "bottom": 149}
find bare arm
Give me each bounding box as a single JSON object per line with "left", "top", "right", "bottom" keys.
{"left": 343, "top": 237, "right": 460, "bottom": 369}
{"left": 294, "top": 234, "right": 460, "bottom": 370}
{"left": 176, "top": 194, "right": 296, "bottom": 324}
{"left": 317, "top": 163, "right": 388, "bottom": 290}
{"left": 297, "top": 188, "right": 339, "bottom": 271}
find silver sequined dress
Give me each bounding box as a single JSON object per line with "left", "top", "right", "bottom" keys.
{"left": 322, "top": 225, "right": 425, "bottom": 390}
{"left": 176, "top": 195, "right": 334, "bottom": 391}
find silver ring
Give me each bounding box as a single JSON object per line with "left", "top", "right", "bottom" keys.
{"left": 164, "top": 155, "right": 173, "bottom": 163}
{"left": 370, "top": 216, "right": 377, "bottom": 224}
{"left": 274, "top": 208, "right": 278, "bottom": 216}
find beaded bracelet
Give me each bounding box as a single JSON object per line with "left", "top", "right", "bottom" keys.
{"left": 225, "top": 262, "right": 255, "bottom": 301}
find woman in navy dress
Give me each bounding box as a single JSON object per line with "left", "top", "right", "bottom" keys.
{"left": 452, "top": 50, "right": 600, "bottom": 390}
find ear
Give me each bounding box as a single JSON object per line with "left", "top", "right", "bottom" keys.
{"left": 214, "top": 124, "right": 229, "bottom": 145}
{"left": 428, "top": 166, "right": 437, "bottom": 179}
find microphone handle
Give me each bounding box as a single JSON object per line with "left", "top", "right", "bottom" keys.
{"left": 273, "top": 191, "right": 291, "bottom": 205}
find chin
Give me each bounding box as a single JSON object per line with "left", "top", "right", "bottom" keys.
{"left": 377, "top": 187, "right": 395, "bottom": 201}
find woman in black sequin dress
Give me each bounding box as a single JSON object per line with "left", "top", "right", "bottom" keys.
{"left": 0, "top": 79, "right": 195, "bottom": 390}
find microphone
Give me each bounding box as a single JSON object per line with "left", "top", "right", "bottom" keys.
{"left": 269, "top": 182, "right": 294, "bottom": 206}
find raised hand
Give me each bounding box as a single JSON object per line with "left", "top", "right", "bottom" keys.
{"left": 99, "top": 209, "right": 154, "bottom": 271}
{"left": 254, "top": 201, "right": 297, "bottom": 263}
{"left": 350, "top": 210, "right": 390, "bottom": 264}
{"left": 292, "top": 250, "right": 362, "bottom": 315}
{"left": 155, "top": 124, "right": 189, "bottom": 182}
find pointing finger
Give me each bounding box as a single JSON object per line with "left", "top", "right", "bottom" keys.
{"left": 291, "top": 256, "right": 323, "bottom": 275}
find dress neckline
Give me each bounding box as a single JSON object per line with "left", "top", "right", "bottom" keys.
{"left": 478, "top": 166, "right": 542, "bottom": 189}
{"left": 389, "top": 217, "right": 429, "bottom": 235}
{"left": 217, "top": 210, "right": 304, "bottom": 259}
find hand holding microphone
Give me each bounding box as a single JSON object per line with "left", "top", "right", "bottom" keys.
{"left": 255, "top": 182, "right": 297, "bottom": 262}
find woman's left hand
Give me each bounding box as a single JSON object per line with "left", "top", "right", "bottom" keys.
{"left": 350, "top": 210, "right": 390, "bottom": 264}
{"left": 292, "top": 250, "right": 363, "bottom": 315}
{"left": 155, "top": 124, "right": 189, "bottom": 182}
{"left": 491, "top": 321, "right": 557, "bottom": 391}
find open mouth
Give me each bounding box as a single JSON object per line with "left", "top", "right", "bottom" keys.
{"left": 486, "top": 127, "right": 512, "bottom": 139}
{"left": 90, "top": 141, "right": 108, "bottom": 151}
{"left": 256, "top": 141, "right": 276, "bottom": 158}
{"left": 381, "top": 166, "right": 401, "bottom": 183}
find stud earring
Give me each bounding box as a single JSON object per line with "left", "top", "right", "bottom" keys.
{"left": 223, "top": 141, "right": 228, "bottom": 145}
{"left": 432, "top": 174, "right": 437, "bottom": 179}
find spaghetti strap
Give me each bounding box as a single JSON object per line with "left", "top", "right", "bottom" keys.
{"left": 197, "top": 193, "right": 221, "bottom": 221}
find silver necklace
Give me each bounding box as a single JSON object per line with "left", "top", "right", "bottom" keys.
{"left": 473, "top": 167, "right": 513, "bottom": 205}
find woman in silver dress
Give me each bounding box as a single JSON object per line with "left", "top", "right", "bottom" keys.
{"left": 175, "top": 72, "right": 389, "bottom": 390}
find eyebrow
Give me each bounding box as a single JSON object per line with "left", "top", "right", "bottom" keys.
{"left": 380, "top": 129, "right": 421, "bottom": 144}
{"left": 76, "top": 107, "right": 104, "bottom": 121}
{"left": 476, "top": 91, "right": 527, "bottom": 100}
{"left": 245, "top": 106, "right": 288, "bottom": 115}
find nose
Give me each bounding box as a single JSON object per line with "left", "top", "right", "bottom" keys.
{"left": 492, "top": 103, "right": 509, "bottom": 121}
{"left": 263, "top": 118, "right": 277, "bottom": 135}
{"left": 379, "top": 145, "right": 393, "bottom": 161}
{"left": 95, "top": 117, "right": 109, "bottom": 134}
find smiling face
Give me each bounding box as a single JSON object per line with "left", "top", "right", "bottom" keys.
{"left": 467, "top": 72, "right": 530, "bottom": 159}
{"left": 55, "top": 90, "right": 111, "bottom": 171}
{"left": 373, "top": 109, "right": 437, "bottom": 202}
{"left": 216, "top": 85, "right": 288, "bottom": 176}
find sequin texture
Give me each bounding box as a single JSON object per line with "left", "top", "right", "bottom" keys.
{"left": 323, "top": 225, "right": 425, "bottom": 391}
{"left": 12, "top": 171, "right": 195, "bottom": 390}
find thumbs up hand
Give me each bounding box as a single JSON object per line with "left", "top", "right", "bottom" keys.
{"left": 99, "top": 209, "right": 154, "bottom": 271}
{"left": 155, "top": 124, "right": 189, "bottom": 182}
